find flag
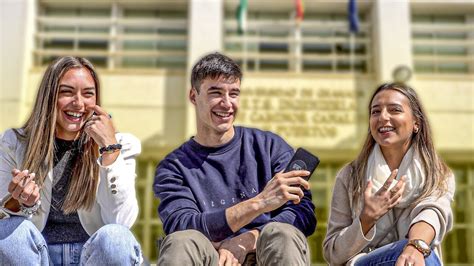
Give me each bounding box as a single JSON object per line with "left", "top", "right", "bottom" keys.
{"left": 295, "top": 0, "right": 304, "bottom": 22}
{"left": 236, "top": 0, "right": 248, "bottom": 34}
{"left": 348, "top": 0, "right": 359, "bottom": 33}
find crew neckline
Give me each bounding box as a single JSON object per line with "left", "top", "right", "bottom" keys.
{"left": 188, "top": 126, "right": 241, "bottom": 155}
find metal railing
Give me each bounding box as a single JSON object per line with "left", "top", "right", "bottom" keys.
{"left": 223, "top": 17, "right": 371, "bottom": 73}
{"left": 35, "top": 6, "right": 188, "bottom": 69}
{"left": 412, "top": 19, "right": 474, "bottom": 74}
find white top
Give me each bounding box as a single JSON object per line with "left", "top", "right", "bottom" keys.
{"left": 0, "top": 128, "right": 141, "bottom": 235}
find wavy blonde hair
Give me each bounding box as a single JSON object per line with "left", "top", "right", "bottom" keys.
{"left": 15, "top": 56, "right": 100, "bottom": 214}
{"left": 350, "top": 83, "right": 451, "bottom": 207}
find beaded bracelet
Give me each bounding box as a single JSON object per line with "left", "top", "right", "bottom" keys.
{"left": 20, "top": 200, "right": 41, "bottom": 216}
{"left": 99, "top": 144, "right": 122, "bottom": 155}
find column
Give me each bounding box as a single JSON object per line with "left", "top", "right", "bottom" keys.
{"left": 372, "top": 0, "right": 413, "bottom": 83}
{"left": 185, "top": 0, "right": 223, "bottom": 138}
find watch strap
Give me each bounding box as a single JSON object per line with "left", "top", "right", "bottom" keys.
{"left": 406, "top": 239, "right": 431, "bottom": 257}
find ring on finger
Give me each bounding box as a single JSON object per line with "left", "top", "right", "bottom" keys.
{"left": 20, "top": 194, "right": 29, "bottom": 201}
{"left": 406, "top": 262, "right": 414, "bottom": 266}
{"left": 20, "top": 175, "right": 30, "bottom": 186}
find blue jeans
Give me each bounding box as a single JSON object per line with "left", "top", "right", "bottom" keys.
{"left": 354, "top": 239, "right": 441, "bottom": 266}
{"left": 0, "top": 216, "right": 142, "bottom": 265}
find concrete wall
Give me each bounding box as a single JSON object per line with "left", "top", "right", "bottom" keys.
{"left": 24, "top": 70, "right": 188, "bottom": 150}
{"left": 413, "top": 76, "right": 474, "bottom": 157}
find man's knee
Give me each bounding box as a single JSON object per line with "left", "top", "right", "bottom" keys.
{"left": 158, "top": 230, "right": 218, "bottom": 265}
{"left": 257, "top": 223, "right": 310, "bottom": 265}
{"left": 260, "top": 222, "right": 304, "bottom": 243}
{"left": 161, "top": 230, "right": 210, "bottom": 250}
{"left": 258, "top": 222, "right": 308, "bottom": 252}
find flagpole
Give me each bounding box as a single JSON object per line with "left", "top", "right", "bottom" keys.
{"left": 243, "top": 29, "right": 248, "bottom": 72}
{"left": 295, "top": 19, "right": 302, "bottom": 73}
{"left": 237, "top": 0, "right": 248, "bottom": 71}
{"left": 350, "top": 32, "right": 355, "bottom": 72}
{"left": 294, "top": 0, "right": 304, "bottom": 73}
{"left": 348, "top": 0, "right": 359, "bottom": 73}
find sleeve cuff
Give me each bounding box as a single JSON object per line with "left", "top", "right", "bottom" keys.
{"left": 204, "top": 209, "right": 234, "bottom": 242}
{"left": 357, "top": 216, "right": 376, "bottom": 241}
{"left": 411, "top": 209, "right": 441, "bottom": 245}
{"left": 97, "top": 152, "right": 124, "bottom": 169}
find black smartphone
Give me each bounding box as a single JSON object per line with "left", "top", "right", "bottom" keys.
{"left": 284, "top": 148, "right": 320, "bottom": 180}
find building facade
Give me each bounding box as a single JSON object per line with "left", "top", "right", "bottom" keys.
{"left": 1, "top": 0, "right": 473, "bottom": 264}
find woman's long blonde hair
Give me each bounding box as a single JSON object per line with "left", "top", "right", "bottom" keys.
{"left": 15, "top": 56, "right": 101, "bottom": 214}
{"left": 350, "top": 83, "right": 451, "bottom": 207}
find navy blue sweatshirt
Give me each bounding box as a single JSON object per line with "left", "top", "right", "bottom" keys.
{"left": 154, "top": 126, "right": 316, "bottom": 242}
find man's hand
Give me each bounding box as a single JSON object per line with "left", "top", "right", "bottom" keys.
{"left": 226, "top": 170, "right": 310, "bottom": 233}
{"left": 360, "top": 169, "right": 406, "bottom": 234}
{"left": 217, "top": 230, "right": 259, "bottom": 265}
{"left": 218, "top": 249, "right": 240, "bottom": 266}
{"left": 256, "top": 170, "right": 310, "bottom": 213}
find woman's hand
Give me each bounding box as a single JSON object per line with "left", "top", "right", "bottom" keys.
{"left": 8, "top": 169, "right": 40, "bottom": 207}
{"left": 84, "top": 105, "right": 120, "bottom": 165}
{"left": 360, "top": 169, "right": 406, "bottom": 234}
{"left": 395, "top": 245, "right": 425, "bottom": 266}
{"left": 396, "top": 222, "right": 435, "bottom": 266}
{"left": 84, "top": 105, "right": 117, "bottom": 148}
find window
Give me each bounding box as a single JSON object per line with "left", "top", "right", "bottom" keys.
{"left": 443, "top": 165, "right": 474, "bottom": 264}
{"left": 412, "top": 14, "right": 474, "bottom": 74}
{"left": 35, "top": 1, "right": 188, "bottom": 69}
{"left": 223, "top": 5, "right": 371, "bottom": 73}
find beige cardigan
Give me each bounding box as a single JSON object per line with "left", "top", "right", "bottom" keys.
{"left": 323, "top": 164, "right": 455, "bottom": 266}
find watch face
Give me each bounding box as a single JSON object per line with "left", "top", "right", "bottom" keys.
{"left": 416, "top": 239, "right": 430, "bottom": 250}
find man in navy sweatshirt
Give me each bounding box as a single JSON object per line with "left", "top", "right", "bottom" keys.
{"left": 154, "top": 52, "right": 316, "bottom": 265}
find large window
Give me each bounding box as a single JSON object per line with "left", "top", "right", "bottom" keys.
{"left": 35, "top": 1, "right": 188, "bottom": 69}
{"left": 443, "top": 165, "right": 474, "bottom": 265}
{"left": 412, "top": 14, "right": 474, "bottom": 74}
{"left": 223, "top": 5, "right": 371, "bottom": 73}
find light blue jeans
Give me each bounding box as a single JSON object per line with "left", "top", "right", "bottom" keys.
{"left": 354, "top": 239, "right": 441, "bottom": 266}
{"left": 0, "top": 216, "right": 142, "bottom": 266}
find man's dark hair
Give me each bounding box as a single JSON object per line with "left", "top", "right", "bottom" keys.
{"left": 190, "top": 52, "right": 242, "bottom": 93}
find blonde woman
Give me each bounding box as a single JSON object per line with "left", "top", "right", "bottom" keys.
{"left": 323, "top": 83, "right": 454, "bottom": 266}
{"left": 0, "top": 56, "right": 142, "bottom": 265}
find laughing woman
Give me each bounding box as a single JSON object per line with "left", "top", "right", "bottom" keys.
{"left": 323, "top": 83, "right": 455, "bottom": 266}
{"left": 0, "top": 56, "right": 142, "bottom": 265}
